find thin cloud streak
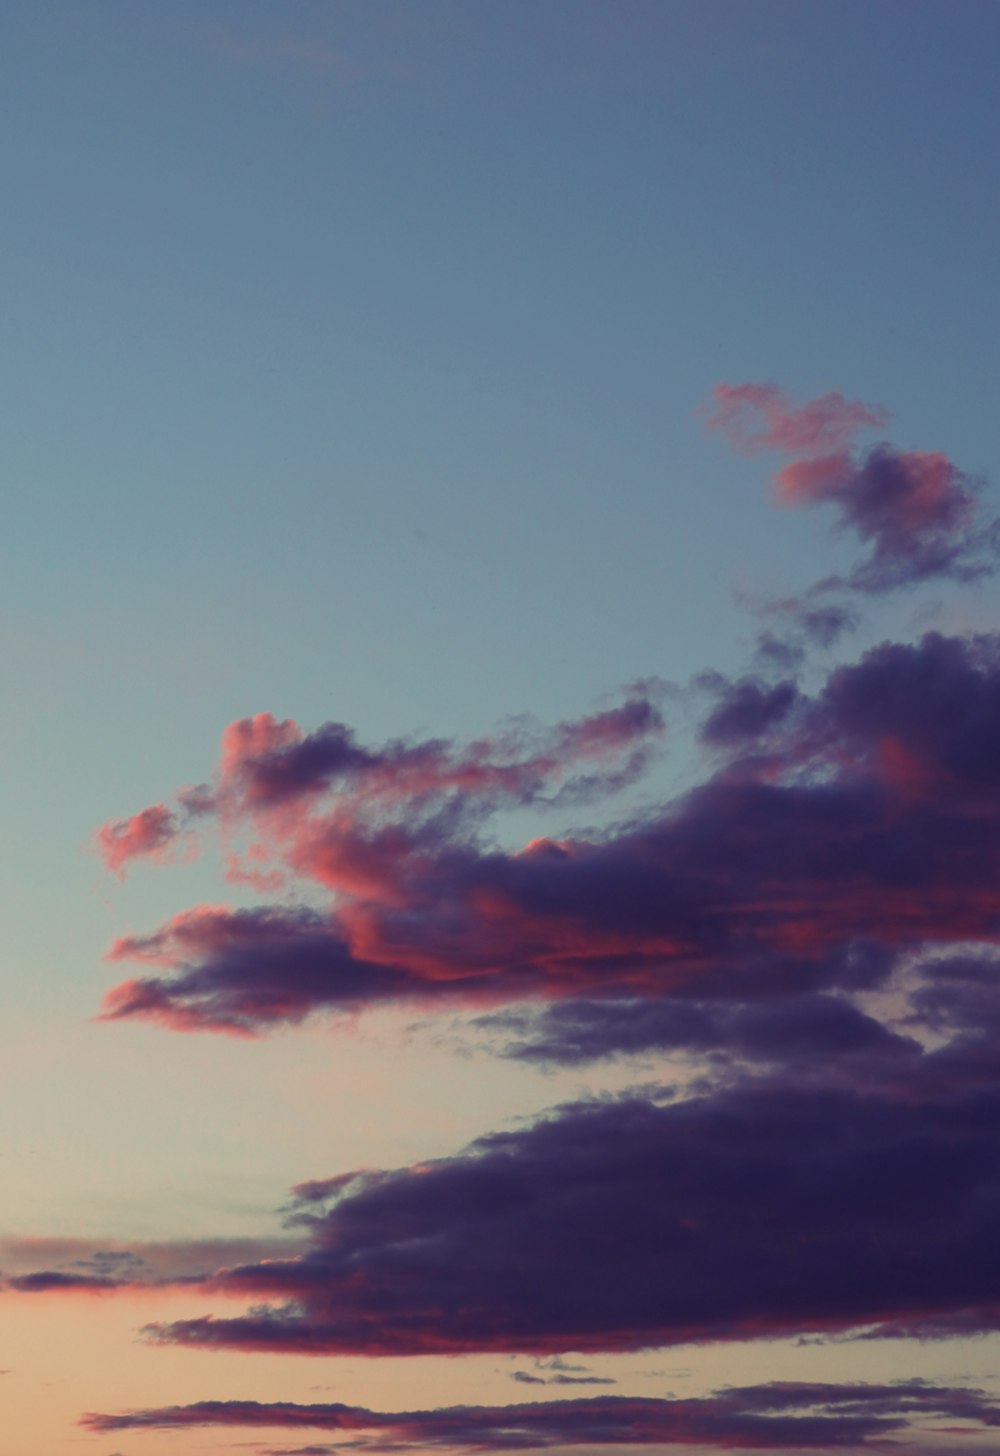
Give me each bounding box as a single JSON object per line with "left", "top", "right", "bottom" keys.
{"left": 0, "top": 1235, "right": 306, "bottom": 1294}
{"left": 81, "top": 1381, "right": 1000, "bottom": 1452}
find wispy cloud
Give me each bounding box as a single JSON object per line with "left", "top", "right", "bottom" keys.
{"left": 0, "top": 1234, "right": 304, "bottom": 1292}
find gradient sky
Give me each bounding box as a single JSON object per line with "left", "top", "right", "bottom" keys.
{"left": 4, "top": 3, "right": 1000, "bottom": 1454}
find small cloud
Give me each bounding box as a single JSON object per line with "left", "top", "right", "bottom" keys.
{"left": 94, "top": 803, "right": 178, "bottom": 877}
{"left": 704, "top": 380, "right": 997, "bottom": 595}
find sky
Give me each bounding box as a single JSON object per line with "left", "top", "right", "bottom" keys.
{"left": 4, "top": 1, "right": 1000, "bottom": 1453}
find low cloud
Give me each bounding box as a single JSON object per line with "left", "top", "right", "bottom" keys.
{"left": 0, "top": 1235, "right": 304, "bottom": 1292}
{"left": 82, "top": 1381, "right": 1000, "bottom": 1451}
{"left": 17, "top": 1041, "right": 1000, "bottom": 1354}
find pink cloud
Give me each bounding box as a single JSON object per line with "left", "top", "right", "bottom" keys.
{"left": 95, "top": 803, "right": 179, "bottom": 877}
{"left": 89, "top": 634, "right": 1000, "bottom": 1037}
{"left": 703, "top": 381, "right": 887, "bottom": 458}
{"left": 704, "top": 381, "right": 995, "bottom": 594}
{"left": 221, "top": 712, "right": 303, "bottom": 781}
{"left": 95, "top": 692, "right": 666, "bottom": 914}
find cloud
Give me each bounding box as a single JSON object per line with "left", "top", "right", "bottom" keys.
{"left": 15, "top": 1060, "right": 991, "bottom": 1354}
{"left": 96, "top": 691, "right": 663, "bottom": 888}
{"left": 94, "top": 633, "right": 1000, "bottom": 1035}
{"left": 779, "top": 446, "right": 996, "bottom": 593}
{"left": 0, "top": 1235, "right": 304, "bottom": 1291}
{"left": 511, "top": 1365, "right": 617, "bottom": 1386}
{"left": 21, "top": 910, "right": 1000, "bottom": 1354}
{"left": 95, "top": 803, "right": 179, "bottom": 876}
{"left": 703, "top": 382, "right": 889, "bottom": 458}
{"left": 7, "top": 1270, "right": 125, "bottom": 1294}
{"left": 476, "top": 992, "right": 915, "bottom": 1069}
{"left": 100, "top": 905, "right": 416, "bottom": 1037}
{"left": 217, "top": 696, "right": 665, "bottom": 824}
{"left": 59, "top": 380, "right": 1000, "bottom": 1451}
{"left": 698, "top": 677, "right": 800, "bottom": 747}
{"left": 704, "top": 381, "right": 996, "bottom": 594}
{"left": 749, "top": 603, "right": 860, "bottom": 675}
{"left": 80, "top": 1381, "right": 1000, "bottom": 1451}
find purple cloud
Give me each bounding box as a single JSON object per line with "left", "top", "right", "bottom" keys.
{"left": 476, "top": 992, "right": 915, "bottom": 1069}
{"left": 699, "top": 677, "right": 800, "bottom": 747}
{"left": 57, "top": 380, "right": 1000, "bottom": 1455}
{"left": 704, "top": 381, "right": 996, "bottom": 595}
{"left": 95, "top": 633, "right": 1000, "bottom": 1036}
{"left": 81, "top": 1381, "right": 1000, "bottom": 1451}
{"left": 14, "top": 1065, "right": 989, "bottom": 1355}
{"left": 0, "top": 1234, "right": 303, "bottom": 1294}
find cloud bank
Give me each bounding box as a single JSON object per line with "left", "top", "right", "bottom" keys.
{"left": 14, "top": 990, "right": 1000, "bottom": 1354}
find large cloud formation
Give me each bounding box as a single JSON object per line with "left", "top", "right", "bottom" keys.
{"left": 81, "top": 1381, "right": 1000, "bottom": 1450}
{"left": 112, "top": 1069, "right": 1000, "bottom": 1353}
{"left": 49, "top": 383, "right": 1000, "bottom": 1450}
{"left": 91, "top": 389, "right": 999, "bottom": 1040}
{"left": 13, "top": 1003, "right": 1000, "bottom": 1354}
{"left": 93, "top": 631, "right": 1000, "bottom": 1035}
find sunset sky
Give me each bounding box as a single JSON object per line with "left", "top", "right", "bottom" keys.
{"left": 5, "top": 3, "right": 1000, "bottom": 1454}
